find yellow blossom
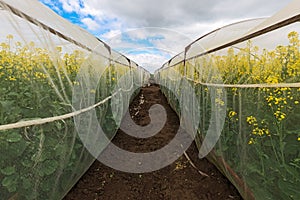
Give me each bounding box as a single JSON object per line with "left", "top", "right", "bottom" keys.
{"left": 228, "top": 111, "right": 237, "bottom": 118}
{"left": 8, "top": 76, "right": 17, "bottom": 81}
{"left": 246, "top": 116, "right": 257, "bottom": 125}
{"left": 248, "top": 138, "right": 255, "bottom": 145}
{"left": 215, "top": 98, "right": 225, "bottom": 106}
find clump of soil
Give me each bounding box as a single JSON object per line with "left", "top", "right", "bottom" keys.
{"left": 64, "top": 85, "right": 242, "bottom": 200}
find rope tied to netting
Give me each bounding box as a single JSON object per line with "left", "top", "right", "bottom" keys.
{"left": 0, "top": 79, "right": 137, "bottom": 132}
{"left": 0, "top": 89, "right": 125, "bottom": 131}
{"left": 185, "top": 77, "right": 300, "bottom": 88}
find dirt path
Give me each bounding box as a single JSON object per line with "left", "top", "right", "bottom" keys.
{"left": 64, "top": 85, "right": 242, "bottom": 200}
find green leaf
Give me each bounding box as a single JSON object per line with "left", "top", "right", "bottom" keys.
{"left": 74, "top": 142, "right": 82, "bottom": 150}
{"left": 247, "top": 163, "right": 264, "bottom": 176}
{"left": 0, "top": 100, "right": 14, "bottom": 112}
{"left": 39, "top": 160, "right": 59, "bottom": 176}
{"left": 55, "top": 122, "right": 62, "bottom": 130}
{"left": 6, "top": 132, "right": 22, "bottom": 143}
{"left": 1, "top": 166, "right": 16, "bottom": 176}
{"left": 284, "top": 164, "right": 300, "bottom": 181}
{"left": 0, "top": 140, "right": 27, "bottom": 160}
{"left": 22, "top": 177, "right": 32, "bottom": 190}
{"left": 1, "top": 175, "right": 18, "bottom": 193}
{"left": 278, "top": 179, "right": 300, "bottom": 199}
{"left": 8, "top": 92, "right": 19, "bottom": 97}
{"left": 41, "top": 176, "right": 56, "bottom": 192}
{"left": 21, "top": 159, "right": 32, "bottom": 168}
{"left": 31, "top": 150, "right": 52, "bottom": 163}
{"left": 262, "top": 139, "right": 273, "bottom": 147}
{"left": 60, "top": 171, "right": 73, "bottom": 191}
{"left": 245, "top": 176, "right": 273, "bottom": 199}
{"left": 2, "top": 176, "right": 12, "bottom": 187}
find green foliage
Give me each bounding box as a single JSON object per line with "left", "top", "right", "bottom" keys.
{"left": 0, "top": 36, "right": 139, "bottom": 199}
{"left": 159, "top": 31, "right": 300, "bottom": 200}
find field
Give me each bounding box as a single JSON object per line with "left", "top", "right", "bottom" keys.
{"left": 0, "top": 31, "right": 300, "bottom": 199}
{"left": 156, "top": 31, "right": 300, "bottom": 199}
{"left": 0, "top": 35, "right": 145, "bottom": 199}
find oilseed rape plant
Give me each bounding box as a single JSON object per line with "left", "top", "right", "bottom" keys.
{"left": 213, "top": 31, "right": 300, "bottom": 199}
{"left": 0, "top": 35, "right": 122, "bottom": 199}
{"left": 0, "top": 35, "right": 87, "bottom": 199}
{"left": 160, "top": 31, "right": 300, "bottom": 199}
{"left": 1, "top": 29, "right": 300, "bottom": 199}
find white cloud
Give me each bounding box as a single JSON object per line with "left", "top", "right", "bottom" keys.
{"left": 82, "top": 0, "right": 289, "bottom": 29}
{"left": 59, "top": 0, "right": 79, "bottom": 12}
{"left": 64, "top": 0, "right": 291, "bottom": 46}
{"left": 103, "top": 27, "right": 193, "bottom": 72}
{"left": 50, "top": 0, "right": 291, "bottom": 39}
{"left": 127, "top": 53, "right": 172, "bottom": 73}
{"left": 81, "top": 17, "right": 100, "bottom": 31}
{"left": 42, "top": 0, "right": 293, "bottom": 69}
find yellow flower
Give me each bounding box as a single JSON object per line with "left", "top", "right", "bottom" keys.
{"left": 248, "top": 138, "right": 255, "bottom": 145}
{"left": 246, "top": 116, "right": 257, "bottom": 125}
{"left": 228, "top": 111, "right": 237, "bottom": 118}
{"left": 274, "top": 110, "right": 286, "bottom": 121}
{"left": 73, "top": 81, "right": 80, "bottom": 86}
{"left": 258, "top": 129, "right": 264, "bottom": 136}
{"left": 215, "top": 98, "right": 225, "bottom": 106}
{"left": 6, "top": 34, "right": 13, "bottom": 40}
{"left": 56, "top": 46, "right": 62, "bottom": 52}
{"left": 252, "top": 127, "right": 258, "bottom": 135}
{"left": 264, "top": 129, "right": 270, "bottom": 135}
{"left": 90, "top": 89, "right": 96, "bottom": 94}
{"left": 295, "top": 101, "right": 299, "bottom": 105}
{"left": 8, "top": 76, "right": 17, "bottom": 81}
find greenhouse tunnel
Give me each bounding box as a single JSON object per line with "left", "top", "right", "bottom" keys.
{"left": 0, "top": 0, "right": 300, "bottom": 199}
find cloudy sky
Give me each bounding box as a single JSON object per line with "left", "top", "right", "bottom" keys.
{"left": 39, "top": 0, "right": 292, "bottom": 72}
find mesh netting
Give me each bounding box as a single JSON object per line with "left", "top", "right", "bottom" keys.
{"left": 1, "top": 0, "right": 300, "bottom": 199}
{"left": 155, "top": 0, "right": 300, "bottom": 199}
{"left": 0, "top": 0, "right": 149, "bottom": 199}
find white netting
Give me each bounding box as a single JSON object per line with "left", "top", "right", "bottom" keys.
{"left": 155, "top": 0, "right": 300, "bottom": 199}
{"left": 0, "top": 0, "right": 150, "bottom": 199}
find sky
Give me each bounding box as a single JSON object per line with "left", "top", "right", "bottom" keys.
{"left": 39, "top": 0, "right": 292, "bottom": 73}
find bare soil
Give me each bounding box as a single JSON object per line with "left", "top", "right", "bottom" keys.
{"left": 64, "top": 84, "right": 242, "bottom": 200}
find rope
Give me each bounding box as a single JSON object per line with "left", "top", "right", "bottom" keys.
{"left": 0, "top": 80, "right": 137, "bottom": 132}
{"left": 0, "top": 89, "right": 123, "bottom": 131}
{"left": 185, "top": 77, "right": 300, "bottom": 88}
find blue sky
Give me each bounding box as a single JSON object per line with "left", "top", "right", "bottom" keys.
{"left": 39, "top": 0, "right": 291, "bottom": 72}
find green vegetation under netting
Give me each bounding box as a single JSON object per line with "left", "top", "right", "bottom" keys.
{"left": 157, "top": 31, "right": 300, "bottom": 200}
{"left": 0, "top": 35, "right": 141, "bottom": 199}
{"left": 1, "top": 30, "right": 300, "bottom": 199}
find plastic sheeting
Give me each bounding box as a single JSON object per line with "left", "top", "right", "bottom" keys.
{"left": 155, "top": 1, "right": 300, "bottom": 199}
{"left": 0, "top": 0, "right": 150, "bottom": 199}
